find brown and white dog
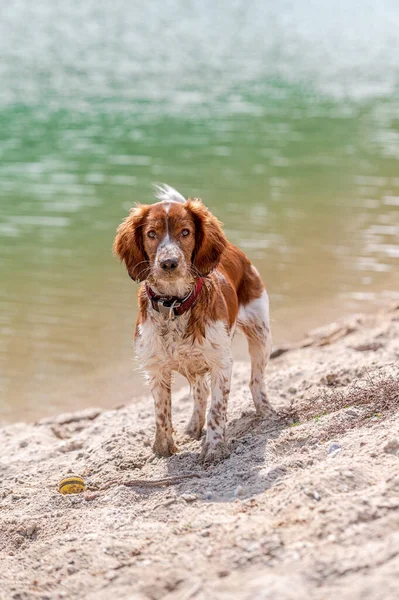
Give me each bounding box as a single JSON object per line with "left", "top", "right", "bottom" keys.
{"left": 114, "top": 185, "right": 272, "bottom": 463}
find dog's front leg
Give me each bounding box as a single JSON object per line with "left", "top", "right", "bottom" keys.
{"left": 201, "top": 356, "right": 233, "bottom": 463}
{"left": 150, "top": 371, "right": 177, "bottom": 457}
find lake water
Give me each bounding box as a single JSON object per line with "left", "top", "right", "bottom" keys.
{"left": 1, "top": 0, "right": 398, "bottom": 423}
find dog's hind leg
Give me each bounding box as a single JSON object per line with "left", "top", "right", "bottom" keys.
{"left": 238, "top": 289, "right": 273, "bottom": 416}
{"left": 200, "top": 357, "right": 233, "bottom": 464}
{"left": 185, "top": 375, "right": 209, "bottom": 440}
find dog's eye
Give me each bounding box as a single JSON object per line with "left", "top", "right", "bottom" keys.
{"left": 147, "top": 230, "right": 157, "bottom": 239}
{"left": 181, "top": 229, "right": 190, "bottom": 237}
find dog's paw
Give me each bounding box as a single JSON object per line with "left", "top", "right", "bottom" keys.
{"left": 185, "top": 418, "right": 204, "bottom": 441}
{"left": 200, "top": 441, "right": 229, "bottom": 465}
{"left": 152, "top": 434, "right": 178, "bottom": 458}
{"left": 254, "top": 397, "right": 276, "bottom": 419}
{"left": 255, "top": 407, "right": 276, "bottom": 419}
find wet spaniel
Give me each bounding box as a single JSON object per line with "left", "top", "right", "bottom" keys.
{"left": 114, "top": 185, "right": 272, "bottom": 463}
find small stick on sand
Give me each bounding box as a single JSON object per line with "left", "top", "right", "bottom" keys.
{"left": 99, "top": 473, "right": 201, "bottom": 492}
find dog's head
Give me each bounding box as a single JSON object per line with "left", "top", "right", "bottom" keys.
{"left": 113, "top": 185, "right": 227, "bottom": 294}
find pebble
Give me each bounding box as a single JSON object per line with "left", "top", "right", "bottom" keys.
{"left": 304, "top": 489, "right": 321, "bottom": 501}
{"left": 58, "top": 440, "right": 83, "bottom": 453}
{"left": 235, "top": 485, "right": 245, "bottom": 498}
{"left": 383, "top": 440, "right": 399, "bottom": 456}
{"left": 217, "top": 569, "right": 230, "bottom": 578}
{"left": 328, "top": 442, "right": 342, "bottom": 457}
{"left": 26, "top": 522, "right": 37, "bottom": 537}
{"left": 345, "top": 407, "right": 362, "bottom": 418}
{"left": 342, "top": 470, "right": 355, "bottom": 478}
{"left": 181, "top": 493, "right": 197, "bottom": 503}
{"left": 18, "top": 522, "right": 37, "bottom": 537}
{"left": 288, "top": 387, "right": 297, "bottom": 394}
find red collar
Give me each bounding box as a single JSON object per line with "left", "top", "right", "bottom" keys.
{"left": 145, "top": 278, "right": 203, "bottom": 317}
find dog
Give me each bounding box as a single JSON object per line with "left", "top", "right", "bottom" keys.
{"left": 114, "top": 185, "right": 272, "bottom": 462}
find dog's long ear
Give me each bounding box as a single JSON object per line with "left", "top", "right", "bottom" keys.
{"left": 113, "top": 204, "right": 150, "bottom": 282}
{"left": 186, "top": 198, "right": 227, "bottom": 276}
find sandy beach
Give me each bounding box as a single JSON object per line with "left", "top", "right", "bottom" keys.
{"left": 1, "top": 304, "right": 398, "bottom": 600}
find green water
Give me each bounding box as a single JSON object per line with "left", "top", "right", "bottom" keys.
{"left": 1, "top": 1, "right": 398, "bottom": 422}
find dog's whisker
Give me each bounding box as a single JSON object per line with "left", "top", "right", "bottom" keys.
{"left": 133, "top": 260, "right": 150, "bottom": 269}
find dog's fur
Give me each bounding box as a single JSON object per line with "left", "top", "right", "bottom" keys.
{"left": 114, "top": 185, "right": 272, "bottom": 462}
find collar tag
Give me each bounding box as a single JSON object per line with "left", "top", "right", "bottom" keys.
{"left": 157, "top": 299, "right": 178, "bottom": 317}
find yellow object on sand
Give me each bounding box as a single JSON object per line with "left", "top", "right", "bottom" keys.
{"left": 58, "top": 475, "right": 85, "bottom": 495}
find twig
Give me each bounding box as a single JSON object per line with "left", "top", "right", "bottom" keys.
{"left": 98, "top": 473, "right": 201, "bottom": 492}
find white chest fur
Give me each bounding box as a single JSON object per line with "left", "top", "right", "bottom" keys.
{"left": 135, "top": 311, "right": 232, "bottom": 382}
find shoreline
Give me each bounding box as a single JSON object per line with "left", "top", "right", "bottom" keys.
{"left": 1, "top": 304, "right": 398, "bottom": 599}
{"left": 2, "top": 297, "right": 397, "bottom": 427}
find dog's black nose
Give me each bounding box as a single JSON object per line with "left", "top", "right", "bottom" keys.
{"left": 160, "top": 258, "right": 178, "bottom": 271}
